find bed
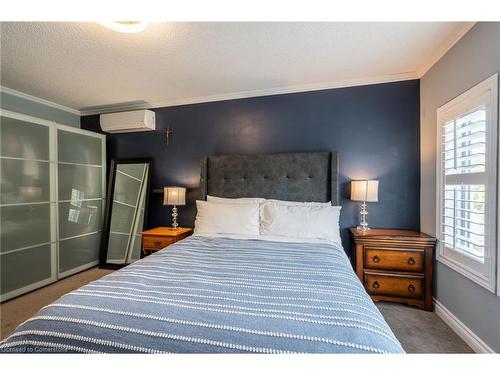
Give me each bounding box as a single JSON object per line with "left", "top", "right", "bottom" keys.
{"left": 0, "top": 151, "right": 404, "bottom": 353}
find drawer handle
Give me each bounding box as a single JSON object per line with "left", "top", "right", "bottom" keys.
{"left": 408, "top": 284, "right": 416, "bottom": 293}
{"left": 153, "top": 241, "right": 163, "bottom": 245}
{"left": 408, "top": 257, "right": 416, "bottom": 265}
{"left": 372, "top": 281, "right": 380, "bottom": 289}
{"left": 372, "top": 255, "right": 380, "bottom": 263}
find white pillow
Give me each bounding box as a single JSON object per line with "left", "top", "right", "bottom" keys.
{"left": 260, "top": 201, "right": 342, "bottom": 244}
{"left": 265, "top": 199, "right": 331, "bottom": 207}
{"left": 194, "top": 200, "right": 260, "bottom": 236}
{"left": 207, "top": 195, "right": 265, "bottom": 204}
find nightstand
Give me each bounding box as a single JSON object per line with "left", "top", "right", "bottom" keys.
{"left": 142, "top": 227, "right": 192, "bottom": 255}
{"left": 350, "top": 228, "right": 436, "bottom": 311}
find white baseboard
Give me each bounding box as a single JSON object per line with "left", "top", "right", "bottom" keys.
{"left": 434, "top": 299, "right": 495, "bottom": 353}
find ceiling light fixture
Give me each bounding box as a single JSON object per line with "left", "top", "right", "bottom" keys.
{"left": 99, "top": 21, "right": 149, "bottom": 33}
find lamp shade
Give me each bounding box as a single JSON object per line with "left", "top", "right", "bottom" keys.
{"left": 163, "top": 186, "right": 186, "bottom": 206}
{"left": 350, "top": 180, "right": 379, "bottom": 202}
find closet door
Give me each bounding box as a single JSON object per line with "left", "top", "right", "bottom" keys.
{"left": 0, "top": 111, "right": 57, "bottom": 301}
{"left": 57, "top": 125, "right": 106, "bottom": 278}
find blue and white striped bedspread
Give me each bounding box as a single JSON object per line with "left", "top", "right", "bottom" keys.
{"left": 0, "top": 236, "right": 404, "bottom": 353}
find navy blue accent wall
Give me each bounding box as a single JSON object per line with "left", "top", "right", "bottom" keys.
{"left": 82, "top": 80, "right": 420, "bottom": 253}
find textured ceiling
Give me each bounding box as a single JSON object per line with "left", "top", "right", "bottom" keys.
{"left": 0, "top": 22, "right": 473, "bottom": 113}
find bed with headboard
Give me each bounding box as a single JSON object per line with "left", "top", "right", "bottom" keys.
{"left": 0, "top": 151, "right": 403, "bottom": 354}
{"left": 200, "top": 151, "right": 339, "bottom": 203}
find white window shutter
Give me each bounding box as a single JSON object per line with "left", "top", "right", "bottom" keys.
{"left": 436, "top": 73, "right": 498, "bottom": 293}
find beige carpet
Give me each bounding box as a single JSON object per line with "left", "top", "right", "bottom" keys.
{"left": 1, "top": 267, "right": 474, "bottom": 353}
{"left": 0, "top": 267, "right": 113, "bottom": 339}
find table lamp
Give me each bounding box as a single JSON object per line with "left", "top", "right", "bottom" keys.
{"left": 350, "top": 180, "right": 379, "bottom": 231}
{"left": 163, "top": 186, "right": 186, "bottom": 230}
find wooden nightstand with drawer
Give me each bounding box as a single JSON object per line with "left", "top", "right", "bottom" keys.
{"left": 350, "top": 228, "right": 436, "bottom": 311}
{"left": 142, "top": 227, "right": 192, "bottom": 255}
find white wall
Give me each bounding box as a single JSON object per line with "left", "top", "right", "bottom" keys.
{"left": 420, "top": 22, "right": 500, "bottom": 352}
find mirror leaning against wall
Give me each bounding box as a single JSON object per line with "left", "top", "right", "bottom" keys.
{"left": 100, "top": 158, "right": 152, "bottom": 267}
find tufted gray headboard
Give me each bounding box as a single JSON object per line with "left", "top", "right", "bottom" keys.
{"left": 200, "top": 151, "right": 339, "bottom": 205}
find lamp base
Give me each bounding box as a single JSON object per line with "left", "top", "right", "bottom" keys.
{"left": 356, "top": 225, "right": 371, "bottom": 232}
{"left": 357, "top": 201, "right": 370, "bottom": 232}
{"left": 171, "top": 206, "right": 182, "bottom": 230}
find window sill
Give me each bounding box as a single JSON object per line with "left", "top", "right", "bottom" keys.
{"left": 437, "top": 254, "right": 496, "bottom": 293}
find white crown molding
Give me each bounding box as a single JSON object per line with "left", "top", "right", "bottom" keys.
{"left": 80, "top": 102, "right": 153, "bottom": 116}
{"left": 0, "top": 86, "right": 81, "bottom": 116}
{"left": 434, "top": 299, "right": 495, "bottom": 353}
{"left": 5, "top": 72, "right": 418, "bottom": 117}
{"left": 416, "top": 22, "right": 476, "bottom": 77}
{"left": 79, "top": 72, "right": 419, "bottom": 115}
{"left": 143, "top": 72, "right": 419, "bottom": 111}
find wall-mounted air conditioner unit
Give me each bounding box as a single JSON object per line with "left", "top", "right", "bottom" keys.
{"left": 100, "top": 109, "right": 155, "bottom": 133}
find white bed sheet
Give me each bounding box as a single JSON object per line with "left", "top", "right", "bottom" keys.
{"left": 192, "top": 232, "right": 342, "bottom": 247}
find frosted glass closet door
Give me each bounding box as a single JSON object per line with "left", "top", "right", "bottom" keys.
{"left": 57, "top": 127, "right": 105, "bottom": 277}
{"left": 0, "top": 113, "right": 57, "bottom": 301}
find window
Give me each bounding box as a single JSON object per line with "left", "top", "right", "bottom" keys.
{"left": 436, "top": 73, "right": 498, "bottom": 293}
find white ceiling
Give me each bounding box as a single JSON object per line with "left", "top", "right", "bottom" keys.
{"left": 0, "top": 22, "right": 473, "bottom": 114}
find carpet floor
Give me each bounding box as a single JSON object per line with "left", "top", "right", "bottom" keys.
{"left": 376, "top": 302, "right": 473, "bottom": 353}
{"left": 0, "top": 267, "right": 113, "bottom": 340}
{"left": 1, "top": 267, "right": 474, "bottom": 353}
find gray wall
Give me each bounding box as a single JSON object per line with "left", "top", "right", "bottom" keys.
{"left": 1, "top": 91, "right": 80, "bottom": 127}
{"left": 420, "top": 22, "right": 500, "bottom": 352}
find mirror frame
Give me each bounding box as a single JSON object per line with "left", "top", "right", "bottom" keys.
{"left": 99, "top": 158, "right": 153, "bottom": 268}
